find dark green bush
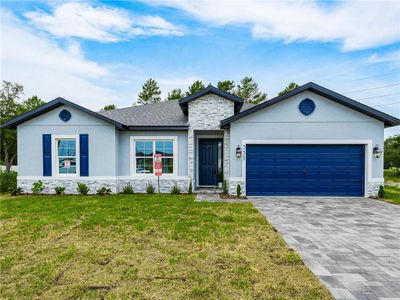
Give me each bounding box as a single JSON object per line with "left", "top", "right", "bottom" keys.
{"left": 76, "top": 182, "right": 90, "bottom": 195}
{"left": 187, "top": 181, "right": 193, "bottom": 194}
{"left": 121, "top": 184, "right": 134, "bottom": 194}
{"left": 0, "top": 171, "right": 17, "bottom": 193}
{"left": 31, "top": 180, "right": 45, "bottom": 195}
{"left": 54, "top": 186, "right": 66, "bottom": 195}
{"left": 236, "top": 184, "right": 242, "bottom": 197}
{"left": 222, "top": 179, "right": 228, "bottom": 195}
{"left": 10, "top": 187, "right": 23, "bottom": 196}
{"left": 146, "top": 182, "right": 155, "bottom": 194}
{"left": 96, "top": 187, "right": 112, "bottom": 196}
{"left": 170, "top": 183, "right": 181, "bottom": 194}
{"left": 378, "top": 185, "right": 385, "bottom": 198}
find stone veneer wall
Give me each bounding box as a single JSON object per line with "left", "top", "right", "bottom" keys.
{"left": 228, "top": 177, "right": 245, "bottom": 196}
{"left": 223, "top": 129, "right": 230, "bottom": 183}
{"left": 18, "top": 178, "right": 118, "bottom": 194}
{"left": 367, "top": 181, "right": 382, "bottom": 197}
{"left": 18, "top": 177, "right": 189, "bottom": 194}
{"left": 187, "top": 94, "right": 234, "bottom": 184}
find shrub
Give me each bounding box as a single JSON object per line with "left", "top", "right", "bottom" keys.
{"left": 54, "top": 186, "right": 66, "bottom": 195}
{"left": 222, "top": 179, "right": 228, "bottom": 195}
{"left": 31, "top": 180, "right": 45, "bottom": 195}
{"left": 393, "top": 167, "right": 400, "bottom": 176}
{"left": 378, "top": 185, "right": 385, "bottom": 198}
{"left": 236, "top": 184, "right": 242, "bottom": 197}
{"left": 146, "top": 182, "right": 155, "bottom": 194}
{"left": 121, "top": 183, "right": 134, "bottom": 194}
{"left": 217, "top": 170, "right": 223, "bottom": 183}
{"left": 187, "top": 180, "right": 193, "bottom": 194}
{"left": 76, "top": 182, "right": 90, "bottom": 195}
{"left": 170, "top": 183, "right": 181, "bottom": 194}
{"left": 0, "top": 171, "right": 17, "bottom": 193}
{"left": 96, "top": 187, "right": 112, "bottom": 196}
{"left": 10, "top": 187, "right": 23, "bottom": 196}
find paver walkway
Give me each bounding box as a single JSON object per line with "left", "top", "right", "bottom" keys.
{"left": 250, "top": 197, "right": 400, "bottom": 300}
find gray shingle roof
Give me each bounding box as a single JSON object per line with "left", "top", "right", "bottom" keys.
{"left": 98, "top": 100, "right": 256, "bottom": 127}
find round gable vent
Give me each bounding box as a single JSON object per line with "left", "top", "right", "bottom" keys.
{"left": 299, "top": 98, "right": 315, "bottom": 116}
{"left": 59, "top": 109, "right": 71, "bottom": 122}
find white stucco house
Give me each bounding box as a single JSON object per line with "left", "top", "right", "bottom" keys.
{"left": 2, "top": 82, "right": 399, "bottom": 197}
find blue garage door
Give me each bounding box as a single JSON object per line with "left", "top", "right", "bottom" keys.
{"left": 246, "top": 145, "right": 364, "bottom": 196}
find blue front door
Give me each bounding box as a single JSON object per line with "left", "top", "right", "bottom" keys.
{"left": 199, "top": 139, "right": 219, "bottom": 186}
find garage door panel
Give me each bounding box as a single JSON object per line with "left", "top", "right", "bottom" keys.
{"left": 246, "top": 145, "right": 364, "bottom": 196}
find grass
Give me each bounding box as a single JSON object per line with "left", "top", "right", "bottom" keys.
{"left": 0, "top": 194, "right": 332, "bottom": 299}
{"left": 383, "top": 169, "right": 400, "bottom": 205}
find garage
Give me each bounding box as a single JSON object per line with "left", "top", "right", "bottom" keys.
{"left": 246, "top": 144, "right": 365, "bottom": 196}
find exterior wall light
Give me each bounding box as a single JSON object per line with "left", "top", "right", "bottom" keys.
{"left": 236, "top": 145, "right": 242, "bottom": 158}
{"left": 373, "top": 144, "right": 382, "bottom": 158}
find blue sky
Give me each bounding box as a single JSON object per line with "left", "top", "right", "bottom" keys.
{"left": 1, "top": 0, "right": 399, "bottom": 136}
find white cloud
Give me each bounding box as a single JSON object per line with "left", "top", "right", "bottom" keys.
{"left": 147, "top": 0, "right": 400, "bottom": 51}
{"left": 0, "top": 10, "right": 118, "bottom": 109}
{"left": 24, "top": 2, "right": 184, "bottom": 42}
{"left": 366, "top": 50, "right": 400, "bottom": 66}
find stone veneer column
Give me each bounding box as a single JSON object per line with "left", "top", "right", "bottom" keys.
{"left": 187, "top": 94, "right": 235, "bottom": 189}
{"left": 223, "top": 129, "right": 230, "bottom": 184}
{"left": 187, "top": 128, "right": 194, "bottom": 185}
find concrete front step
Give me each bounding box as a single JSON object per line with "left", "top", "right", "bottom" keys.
{"left": 195, "top": 187, "right": 222, "bottom": 194}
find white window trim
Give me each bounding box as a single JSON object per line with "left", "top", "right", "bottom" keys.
{"left": 52, "top": 135, "right": 80, "bottom": 178}
{"left": 130, "top": 136, "right": 178, "bottom": 178}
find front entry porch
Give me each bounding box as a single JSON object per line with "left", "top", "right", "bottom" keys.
{"left": 194, "top": 132, "right": 224, "bottom": 188}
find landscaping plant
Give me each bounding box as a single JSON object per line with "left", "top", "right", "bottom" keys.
{"left": 222, "top": 179, "right": 228, "bottom": 195}
{"left": 236, "top": 184, "right": 242, "bottom": 197}
{"left": 31, "top": 180, "right": 45, "bottom": 195}
{"left": 378, "top": 185, "right": 385, "bottom": 198}
{"left": 0, "top": 171, "right": 17, "bottom": 193}
{"left": 54, "top": 186, "right": 66, "bottom": 195}
{"left": 146, "top": 182, "right": 155, "bottom": 194}
{"left": 170, "top": 183, "right": 181, "bottom": 194}
{"left": 76, "top": 182, "right": 90, "bottom": 195}
{"left": 96, "top": 187, "right": 112, "bottom": 196}
{"left": 10, "top": 187, "right": 23, "bottom": 196}
{"left": 121, "top": 183, "right": 134, "bottom": 194}
{"left": 187, "top": 180, "right": 193, "bottom": 194}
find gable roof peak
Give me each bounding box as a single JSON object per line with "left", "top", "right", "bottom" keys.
{"left": 178, "top": 85, "right": 244, "bottom": 115}
{"left": 220, "top": 82, "right": 400, "bottom": 128}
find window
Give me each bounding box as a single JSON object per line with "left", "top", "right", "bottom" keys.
{"left": 133, "top": 138, "right": 176, "bottom": 176}
{"left": 56, "top": 138, "right": 78, "bottom": 175}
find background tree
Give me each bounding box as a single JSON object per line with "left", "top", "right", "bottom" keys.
{"left": 278, "top": 82, "right": 299, "bottom": 96}
{"left": 186, "top": 80, "right": 205, "bottom": 96}
{"left": 101, "top": 104, "right": 117, "bottom": 111}
{"left": 217, "top": 80, "right": 235, "bottom": 94}
{"left": 236, "top": 77, "right": 267, "bottom": 104}
{"left": 166, "top": 88, "right": 184, "bottom": 100}
{"left": 0, "top": 81, "right": 45, "bottom": 172}
{"left": 137, "top": 78, "right": 161, "bottom": 105}
{"left": 21, "top": 96, "right": 45, "bottom": 111}
{"left": 384, "top": 135, "right": 400, "bottom": 169}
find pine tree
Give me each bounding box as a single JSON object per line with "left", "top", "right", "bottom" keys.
{"left": 278, "top": 82, "right": 299, "bottom": 96}
{"left": 137, "top": 78, "right": 161, "bottom": 105}
{"left": 217, "top": 80, "right": 235, "bottom": 93}
{"left": 186, "top": 80, "right": 205, "bottom": 96}
{"left": 101, "top": 104, "right": 117, "bottom": 111}
{"left": 236, "top": 77, "right": 267, "bottom": 104}
{"left": 166, "top": 88, "right": 184, "bottom": 100}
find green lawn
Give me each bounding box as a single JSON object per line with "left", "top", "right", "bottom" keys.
{"left": 0, "top": 194, "right": 331, "bottom": 299}
{"left": 384, "top": 170, "right": 400, "bottom": 205}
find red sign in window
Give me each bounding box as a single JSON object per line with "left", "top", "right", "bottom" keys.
{"left": 154, "top": 154, "right": 162, "bottom": 176}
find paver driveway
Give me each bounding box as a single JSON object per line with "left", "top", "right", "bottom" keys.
{"left": 251, "top": 197, "right": 400, "bottom": 300}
